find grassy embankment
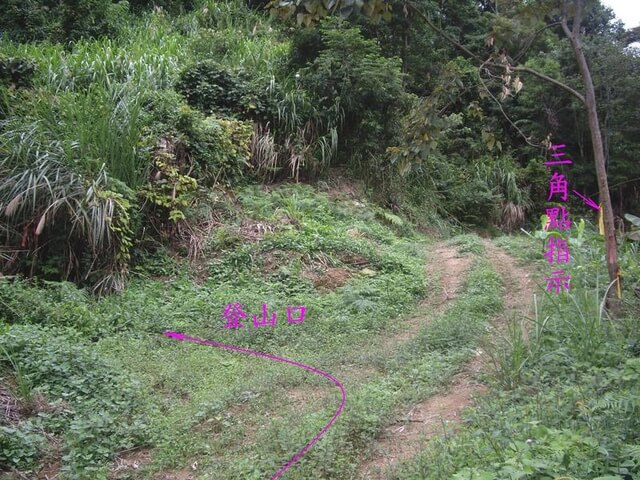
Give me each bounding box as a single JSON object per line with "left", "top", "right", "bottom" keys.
{"left": 391, "top": 233, "right": 640, "bottom": 480}
{"left": 1, "top": 184, "right": 505, "bottom": 479}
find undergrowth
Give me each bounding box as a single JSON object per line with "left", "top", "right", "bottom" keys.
{"left": 0, "top": 183, "right": 429, "bottom": 477}
{"left": 391, "top": 230, "right": 640, "bottom": 480}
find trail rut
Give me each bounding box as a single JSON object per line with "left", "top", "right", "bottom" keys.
{"left": 358, "top": 239, "right": 537, "bottom": 479}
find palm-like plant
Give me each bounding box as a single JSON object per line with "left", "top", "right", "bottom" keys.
{"left": 0, "top": 157, "right": 130, "bottom": 293}
{"left": 475, "top": 156, "right": 532, "bottom": 231}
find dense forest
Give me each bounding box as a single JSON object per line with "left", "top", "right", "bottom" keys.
{"left": 1, "top": 0, "right": 639, "bottom": 478}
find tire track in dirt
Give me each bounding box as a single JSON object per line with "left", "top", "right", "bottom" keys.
{"left": 308, "top": 242, "right": 474, "bottom": 390}
{"left": 140, "top": 243, "right": 469, "bottom": 480}
{"left": 375, "top": 243, "right": 474, "bottom": 354}
{"left": 358, "top": 238, "right": 537, "bottom": 479}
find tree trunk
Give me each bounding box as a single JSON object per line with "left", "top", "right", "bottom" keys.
{"left": 406, "top": 0, "right": 622, "bottom": 303}
{"left": 562, "top": 2, "right": 620, "bottom": 304}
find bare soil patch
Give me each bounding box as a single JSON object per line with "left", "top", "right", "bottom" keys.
{"left": 429, "top": 245, "right": 474, "bottom": 306}
{"left": 286, "top": 385, "right": 330, "bottom": 408}
{"left": 154, "top": 468, "right": 194, "bottom": 480}
{"left": 337, "top": 252, "right": 370, "bottom": 268}
{"left": 237, "top": 219, "right": 277, "bottom": 243}
{"left": 110, "top": 448, "right": 153, "bottom": 479}
{"left": 323, "top": 168, "right": 364, "bottom": 201}
{"left": 262, "top": 249, "right": 292, "bottom": 274}
{"left": 359, "top": 354, "right": 488, "bottom": 478}
{"left": 302, "top": 266, "right": 351, "bottom": 290}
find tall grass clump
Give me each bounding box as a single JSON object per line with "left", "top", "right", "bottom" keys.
{"left": 487, "top": 278, "right": 621, "bottom": 391}
{"left": 485, "top": 314, "right": 531, "bottom": 390}
{"left": 474, "top": 156, "right": 531, "bottom": 225}
{"left": 0, "top": 160, "right": 133, "bottom": 293}
{"left": 0, "top": 11, "right": 186, "bottom": 94}
{"left": 0, "top": 81, "right": 146, "bottom": 291}
{"left": 538, "top": 279, "right": 621, "bottom": 365}
{"left": 1, "top": 84, "right": 147, "bottom": 188}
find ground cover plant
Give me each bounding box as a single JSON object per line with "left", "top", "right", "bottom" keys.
{"left": 0, "top": 183, "right": 432, "bottom": 477}
{"left": 1, "top": 0, "right": 639, "bottom": 479}
{"left": 0, "top": 220, "right": 507, "bottom": 478}
{"left": 391, "top": 229, "right": 640, "bottom": 480}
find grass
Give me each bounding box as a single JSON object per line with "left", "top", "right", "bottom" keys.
{"left": 388, "top": 232, "right": 640, "bottom": 480}
{"left": 493, "top": 233, "right": 543, "bottom": 263}
{"left": 4, "top": 188, "right": 638, "bottom": 479}
{"left": 0, "top": 184, "right": 431, "bottom": 477}
{"left": 446, "top": 233, "right": 486, "bottom": 255}
{"left": 0, "top": 182, "right": 508, "bottom": 478}
{"left": 0, "top": 12, "right": 187, "bottom": 93}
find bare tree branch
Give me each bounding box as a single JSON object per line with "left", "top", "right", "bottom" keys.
{"left": 512, "top": 66, "right": 585, "bottom": 104}
{"left": 406, "top": 1, "right": 586, "bottom": 104}
{"left": 514, "top": 21, "right": 562, "bottom": 63}
{"left": 478, "top": 61, "right": 542, "bottom": 148}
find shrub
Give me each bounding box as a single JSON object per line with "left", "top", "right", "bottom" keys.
{"left": 139, "top": 154, "right": 198, "bottom": 223}
{"left": 140, "top": 91, "right": 254, "bottom": 187}
{"left": 59, "top": 0, "right": 124, "bottom": 42}
{"left": 0, "top": 0, "right": 128, "bottom": 43}
{"left": 288, "top": 27, "right": 324, "bottom": 70}
{"left": 449, "top": 177, "right": 502, "bottom": 225}
{"left": 176, "top": 60, "right": 249, "bottom": 117}
{"left": 299, "top": 18, "right": 409, "bottom": 167}
{"left": 0, "top": 0, "right": 63, "bottom": 43}
{"left": 185, "top": 114, "right": 254, "bottom": 185}
{"left": 0, "top": 56, "right": 35, "bottom": 89}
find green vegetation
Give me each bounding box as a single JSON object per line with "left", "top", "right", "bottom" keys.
{"left": 391, "top": 235, "right": 640, "bottom": 480}
{"left": 0, "top": 190, "right": 509, "bottom": 477}
{"left": 1, "top": 0, "right": 639, "bottom": 479}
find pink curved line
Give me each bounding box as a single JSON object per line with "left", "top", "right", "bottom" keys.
{"left": 163, "top": 331, "right": 346, "bottom": 479}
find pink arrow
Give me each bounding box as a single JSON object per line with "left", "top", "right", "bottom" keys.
{"left": 572, "top": 190, "right": 600, "bottom": 211}
{"left": 164, "top": 331, "right": 187, "bottom": 341}
{"left": 163, "top": 331, "right": 346, "bottom": 479}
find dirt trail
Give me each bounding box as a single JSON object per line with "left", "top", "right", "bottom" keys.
{"left": 378, "top": 243, "right": 473, "bottom": 351}
{"left": 481, "top": 239, "right": 538, "bottom": 315}
{"left": 304, "top": 242, "right": 474, "bottom": 393}
{"left": 113, "top": 240, "right": 535, "bottom": 480}
{"left": 358, "top": 239, "right": 537, "bottom": 479}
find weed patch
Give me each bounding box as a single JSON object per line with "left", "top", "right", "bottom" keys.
{"left": 391, "top": 236, "right": 640, "bottom": 480}
{"left": 446, "top": 234, "right": 486, "bottom": 256}
{"left": 0, "top": 324, "right": 151, "bottom": 477}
